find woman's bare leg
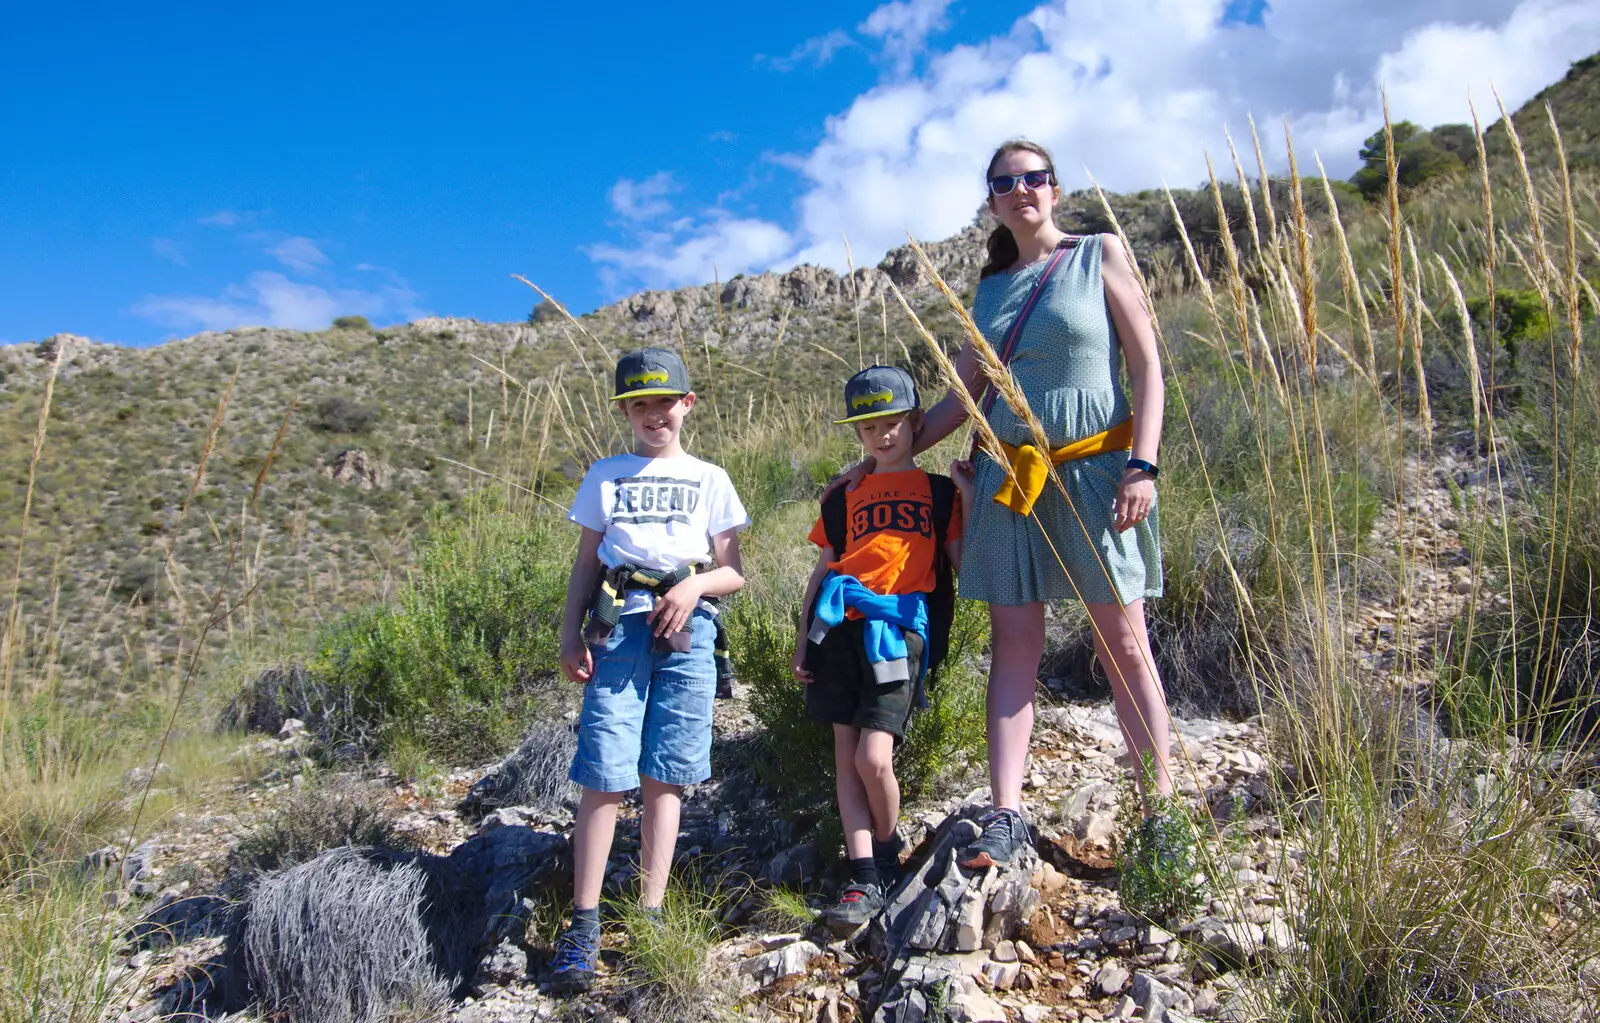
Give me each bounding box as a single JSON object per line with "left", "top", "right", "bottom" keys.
{"left": 1087, "top": 599, "right": 1173, "bottom": 796}
{"left": 986, "top": 602, "right": 1047, "bottom": 810}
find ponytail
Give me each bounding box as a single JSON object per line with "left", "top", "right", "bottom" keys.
{"left": 980, "top": 225, "right": 1019, "bottom": 279}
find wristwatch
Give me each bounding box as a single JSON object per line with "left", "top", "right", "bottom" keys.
{"left": 1125, "top": 458, "right": 1159, "bottom": 479}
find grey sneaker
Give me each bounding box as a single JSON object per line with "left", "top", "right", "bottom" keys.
{"left": 960, "top": 808, "right": 1028, "bottom": 869}
{"left": 821, "top": 882, "right": 885, "bottom": 935}
{"left": 547, "top": 927, "right": 599, "bottom": 994}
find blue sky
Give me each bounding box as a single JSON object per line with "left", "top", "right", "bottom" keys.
{"left": 3, "top": 0, "right": 1596, "bottom": 346}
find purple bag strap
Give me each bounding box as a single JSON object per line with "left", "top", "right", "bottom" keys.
{"left": 980, "top": 236, "right": 1079, "bottom": 417}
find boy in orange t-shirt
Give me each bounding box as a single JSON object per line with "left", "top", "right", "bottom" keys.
{"left": 792, "top": 365, "right": 973, "bottom": 933}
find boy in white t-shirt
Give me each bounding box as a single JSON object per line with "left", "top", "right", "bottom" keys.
{"left": 548, "top": 347, "right": 749, "bottom": 994}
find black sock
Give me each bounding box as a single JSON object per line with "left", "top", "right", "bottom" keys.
{"left": 568, "top": 906, "right": 600, "bottom": 939}
{"left": 873, "top": 833, "right": 904, "bottom": 879}
{"left": 848, "top": 857, "right": 880, "bottom": 889}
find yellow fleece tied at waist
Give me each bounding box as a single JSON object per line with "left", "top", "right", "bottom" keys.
{"left": 991, "top": 418, "right": 1136, "bottom": 516}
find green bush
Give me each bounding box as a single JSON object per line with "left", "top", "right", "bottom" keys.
{"left": 312, "top": 395, "right": 380, "bottom": 434}
{"left": 734, "top": 597, "right": 989, "bottom": 808}
{"left": 1454, "top": 353, "right": 1600, "bottom": 747}
{"left": 331, "top": 315, "right": 372, "bottom": 331}
{"left": 1115, "top": 758, "right": 1204, "bottom": 925}
{"left": 1467, "top": 289, "right": 1550, "bottom": 360}
{"left": 113, "top": 556, "right": 161, "bottom": 602}
{"left": 279, "top": 505, "right": 573, "bottom": 762}
{"left": 1349, "top": 121, "right": 1469, "bottom": 199}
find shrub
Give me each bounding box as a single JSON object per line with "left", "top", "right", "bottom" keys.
{"left": 1467, "top": 288, "right": 1550, "bottom": 361}
{"left": 112, "top": 556, "right": 161, "bottom": 602}
{"left": 1114, "top": 758, "right": 1204, "bottom": 925}
{"left": 288, "top": 506, "right": 573, "bottom": 762}
{"left": 331, "top": 316, "right": 372, "bottom": 331}
{"left": 240, "top": 848, "right": 458, "bottom": 1023}
{"left": 612, "top": 877, "right": 734, "bottom": 1023}
{"left": 1349, "top": 121, "right": 1468, "bottom": 199}
{"left": 454, "top": 722, "right": 579, "bottom": 821}
{"left": 312, "top": 395, "right": 380, "bottom": 434}
{"left": 228, "top": 783, "right": 415, "bottom": 877}
{"left": 735, "top": 596, "right": 989, "bottom": 808}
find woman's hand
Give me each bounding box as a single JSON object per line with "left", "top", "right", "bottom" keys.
{"left": 561, "top": 638, "right": 594, "bottom": 683}
{"left": 649, "top": 577, "right": 703, "bottom": 637}
{"left": 1114, "top": 469, "right": 1155, "bottom": 533}
{"left": 819, "top": 457, "right": 876, "bottom": 500}
{"left": 791, "top": 644, "right": 812, "bottom": 684}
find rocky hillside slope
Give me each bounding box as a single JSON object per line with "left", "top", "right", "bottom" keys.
{"left": 3, "top": 50, "right": 1596, "bottom": 698}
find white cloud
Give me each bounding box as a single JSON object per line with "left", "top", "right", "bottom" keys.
{"left": 267, "top": 236, "right": 329, "bottom": 273}
{"left": 199, "top": 210, "right": 241, "bottom": 227}
{"left": 859, "top": 0, "right": 954, "bottom": 76}
{"left": 151, "top": 238, "right": 186, "bottom": 266}
{"left": 132, "top": 271, "right": 424, "bottom": 333}
{"left": 758, "top": 29, "right": 856, "bottom": 71}
{"left": 591, "top": 0, "right": 1600, "bottom": 292}
{"left": 586, "top": 217, "right": 794, "bottom": 295}
{"left": 609, "top": 172, "right": 681, "bottom": 221}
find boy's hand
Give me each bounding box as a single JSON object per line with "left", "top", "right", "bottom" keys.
{"left": 649, "top": 577, "right": 703, "bottom": 637}
{"left": 949, "top": 458, "right": 976, "bottom": 495}
{"left": 791, "top": 644, "right": 812, "bottom": 684}
{"left": 561, "top": 639, "right": 594, "bottom": 683}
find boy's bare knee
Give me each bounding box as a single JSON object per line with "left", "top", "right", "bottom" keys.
{"left": 855, "top": 746, "right": 894, "bottom": 782}
{"left": 639, "top": 775, "right": 683, "bottom": 796}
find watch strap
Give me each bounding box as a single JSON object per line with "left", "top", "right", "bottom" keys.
{"left": 1126, "top": 457, "right": 1159, "bottom": 479}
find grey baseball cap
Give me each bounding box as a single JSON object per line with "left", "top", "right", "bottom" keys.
{"left": 836, "top": 364, "right": 919, "bottom": 424}
{"left": 611, "top": 347, "right": 691, "bottom": 401}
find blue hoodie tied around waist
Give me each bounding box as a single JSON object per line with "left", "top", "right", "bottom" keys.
{"left": 807, "top": 572, "right": 929, "bottom": 685}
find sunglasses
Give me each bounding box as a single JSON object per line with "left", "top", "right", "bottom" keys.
{"left": 987, "top": 169, "right": 1054, "bottom": 196}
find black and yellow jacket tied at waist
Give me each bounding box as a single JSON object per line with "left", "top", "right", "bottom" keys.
{"left": 583, "top": 563, "right": 735, "bottom": 698}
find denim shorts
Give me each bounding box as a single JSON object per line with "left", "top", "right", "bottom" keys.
{"left": 570, "top": 606, "right": 717, "bottom": 792}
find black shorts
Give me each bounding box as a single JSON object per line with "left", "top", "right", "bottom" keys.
{"left": 803, "top": 618, "right": 924, "bottom": 739}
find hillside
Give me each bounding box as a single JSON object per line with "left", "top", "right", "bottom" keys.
{"left": 2, "top": 51, "right": 1597, "bottom": 700}
{"left": 5, "top": 50, "right": 1600, "bottom": 1023}
{"left": 0, "top": 192, "right": 1280, "bottom": 696}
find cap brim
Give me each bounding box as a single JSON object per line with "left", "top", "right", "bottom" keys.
{"left": 834, "top": 407, "right": 915, "bottom": 424}
{"left": 610, "top": 388, "right": 690, "bottom": 401}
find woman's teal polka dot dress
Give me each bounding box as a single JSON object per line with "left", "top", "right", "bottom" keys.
{"left": 961, "top": 234, "right": 1164, "bottom": 607}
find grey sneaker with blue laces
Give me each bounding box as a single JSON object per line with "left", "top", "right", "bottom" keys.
{"left": 547, "top": 927, "right": 599, "bottom": 994}
{"left": 959, "top": 808, "right": 1029, "bottom": 869}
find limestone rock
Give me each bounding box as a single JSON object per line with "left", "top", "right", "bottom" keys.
{"left": 1196, "top": 918, "right": 1264, "bottom": 968}
{"left": 470, "top": 940, "right": 527, "bottom": 991}
{"left": 323, "top": 448, "right": 388, "bottom": 489}
{"left": 125, "top": 895, "right": 234, "bottom": 949}
{"left": 1131, "top": 971, "right": 1190, "bottom": 1018}
{"left": 946, "top": 985, "right": 1007, "bottom": 1022}
{"left": 739, "top": 939, "right": 821, "bottom": 991}
{"left": 763, "top": 842, "right": 818, "bottom": 885}
{"left": 1095, "top": 961, "right": 1130, "bottom": 996}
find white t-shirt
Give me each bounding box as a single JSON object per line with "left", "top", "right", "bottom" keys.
{"left": 567, "top": 452, "right": 750, "bottom": 615}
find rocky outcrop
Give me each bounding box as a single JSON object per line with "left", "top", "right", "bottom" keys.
{"left": 322, "top": 448, "right": 388, "bottom": 489}
{"left": 867, "top": 806, "right": 1042, "bottom": 1022}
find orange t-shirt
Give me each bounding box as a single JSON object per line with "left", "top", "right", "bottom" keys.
{"left": 807, "top": 469, "right": 962, "bottom": 598}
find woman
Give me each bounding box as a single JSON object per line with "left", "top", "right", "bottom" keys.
{"left": 832, "top": 139, "right": 1171, "bottom": 868}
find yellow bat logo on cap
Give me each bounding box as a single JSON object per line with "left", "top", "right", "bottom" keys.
{"left": 851, "top": 389, "right": 895, "bottom": 410}
{"left": 625, "top": 370, "right": 671, "bottom": 387}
